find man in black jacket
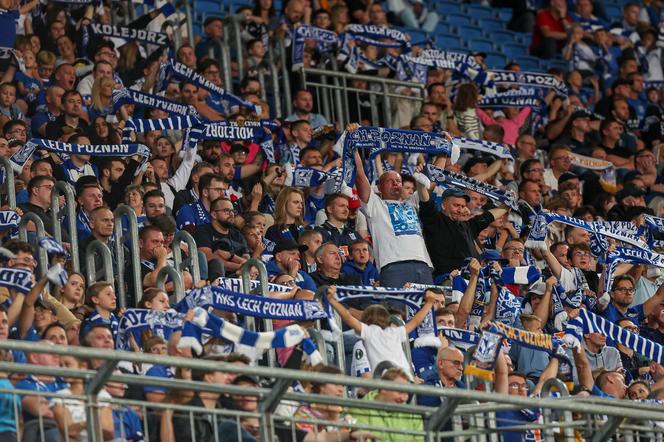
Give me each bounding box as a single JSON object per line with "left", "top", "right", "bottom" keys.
{"left": 309, "top": 242, "right": 361, "bottom": 287}
{"left": 417, "top": 181, "right": 510, "bottom": 278}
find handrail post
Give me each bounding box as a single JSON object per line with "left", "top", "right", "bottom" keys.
{"left": 0, "top": 157, "right": 16, "bottom": 209}
{"left": 156, "top": 266, "right": 185, "bottom": 302}
{"left": 18, "top": 213, "right": 48, "bottom": 276}
{"left": 541, "top": 378, "right": 572, "bottom": 441}
{"left": 171, "top": 230, "right": 201, "bottom": 284}
{"left": 180, "top": 0, "right": 194, "bottom": 47}
{"left": 212, "top": 37, "right": 233, "bottom": 94}
{"left": 277, "top": 38, "right": 292, "bottom": 116}
{"left": 85, "top": 240, "right": 115, "bottom": 287}
{"left": 113, "top": 205, "right": 141, "bottom": 310}
{"left": 240, "top": 259, "right": 276, "bottom": 367}
{"left": 51, "top": 181, "right": 79, "bottom": 272}
{"left": 268, "top": 58, "right": 281, "bottom": 117}
{"left": 84, "top": 360, "right": 118, "bottom": 442}
{"left": 230, "top": 15, "right": 245, "bottom": 81}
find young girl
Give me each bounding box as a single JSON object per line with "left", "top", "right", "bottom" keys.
{"left": 327, "top": 286, "right": 444, "bottom": 376}
{"left": 453, "top": 83, "right": 481, "bottom": 139}
{"left": 57, "top": 272, "right": 86, "bottom": 310}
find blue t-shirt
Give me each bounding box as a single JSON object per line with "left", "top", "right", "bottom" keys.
{"left": 82, "top": 312, "right": 119, "bottom": 340}
{"left": 495, "top": 409, "right": 542, "bottom": 441}
{"left": 0, "top": 378, "right": 20, "bottom": 433}
{"left": 112, "top": 406, "right": 144, "bottom": 441}
{"left": 144, "top": 365, "right": 174, "bottom": 394}
{"left": 14, "top": 375, "right": 68, "bottom": 421}
{"left": 599, "top": 303, "right": 645, "bottom": 326}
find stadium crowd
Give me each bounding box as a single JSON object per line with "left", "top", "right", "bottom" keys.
{"left": 1, "top": 0, "right": 664, "bottom": 441}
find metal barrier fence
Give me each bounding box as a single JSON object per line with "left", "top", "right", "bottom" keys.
{"left": 50, "top": 181, "right": 79, "bottom": 272}
{"left": 2, "top": 339, "right": 664, "bottom": 442}
{"left": 114, "top": 204, "right": 143, "bottom": 309}
{"left": 0, "top": 156, "right": 16, "bottom": 209}
{"left": 300, "top": 65, "right": 426, "bottom": 128}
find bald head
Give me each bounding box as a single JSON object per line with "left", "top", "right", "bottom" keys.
{"left": 437, "top": 347, "right": 464, "bottom": 385}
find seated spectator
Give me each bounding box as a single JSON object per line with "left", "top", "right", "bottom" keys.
{"left": 176, "top": 173, "right": 228, "bottom": 234}
{"left": 417, "top": 347, "right": 465, "bottom": 407}
{"left": 81, "top": 282, "right": 118, "bottom": 340}
{"left": 315, "top": 194, "right": 361, "bottom": 254}
{"left": 309, "top": 242, "right": 361, "bottom": 287}
{"left": 298, "top": 229, "right": 323, "bottom": 273}
{"left": 266, "top": 238, "right": 316, "bottom": 290}
{"left": 285, "top": 90, "right": 328, "bottom": 129}
{"left": 341, "top": 239, "right": 380, "bottom": 286}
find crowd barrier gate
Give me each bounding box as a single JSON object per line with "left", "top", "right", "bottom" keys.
{"left": 50, "top": 181, "right": 79, "bottom": 272}
{"left": 18, "top": 212, "right": 48, "bottom": 277}
{"left": 171, "top": 229, "right": 201, "bottom": 285}
{"left": 85, "top": 240, "right": 116, "bottom": 290}
{"left": 113, "top": 204, "right": 142, "bottom": 310}
{"left": 156, "top": 264, "right": 186, "bottom": 302}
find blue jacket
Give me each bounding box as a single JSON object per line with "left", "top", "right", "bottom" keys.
{"left": 341, "top": 260, "right": 380, "bottom": 286}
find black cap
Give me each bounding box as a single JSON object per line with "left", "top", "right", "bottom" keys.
{"left": 204, "top": 16, "right": 223, "bottom": 27}
{"left": 233, "top": 374, "right": 260, "bottom": 386}
{"left": 462, "top": 156, "right": 491, "bottom": 174}
{"left": 273, "top": 238, "right": 308, "bottom": 255}
{"left": 619, "top": 183, "right": 646, "bottom": 200}
{"left": 441, "top": 187, "right": 470, "bottom": 201}
{"left": 35, "top": 299, "right": 57, "bottom": 315}
{"left": 612, "top": 78, "right": 633, "bottom": 89}
{"left": 569, "top": 109, "right": 598, "bottom": 123}
{"left": 471, "top": 51, "right": 487, "bottom": 59}
{"left": 229, "top": 143, "right": 249, "bottom": 154}
{"left": 558, "top": 171, "right": 578, "bottom": 185}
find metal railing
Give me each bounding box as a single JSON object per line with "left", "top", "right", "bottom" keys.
{"left": 171, "top": 230, "right": 201, "bottom": 284}
{"left": 18, "top": 212, "right": 48, "bottom": 276}
{"left": 50, "top": 181, "right": 79, "bottom": 272}
{"left": 85, "top": 239, "right": 115, "bottom": 289}
{"left": 2, "top": 339, "right": 664, "bottom": 442}
{"left": 240, "top": 259, "right": 276, "bottom": 367}
{"left": 223, "top": 14, "right": 246, "bottom": 81}
{"left": 156, "top": 264, "right": 185, "bottom": 301}
{"left": 301, "top": 66, "right": 426, "bottom": 128}
{"left": 0, "top": 156, "right": 16, "bottom": 209}
{"left": 113, "top": 204, "right": 142, "bottom": 309}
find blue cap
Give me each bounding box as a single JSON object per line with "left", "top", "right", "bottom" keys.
{"left": 441, "top": 187, "right": 470, "bottom": 201}
{"left": 479, "top": 249, "right": 509, "bottom": 264}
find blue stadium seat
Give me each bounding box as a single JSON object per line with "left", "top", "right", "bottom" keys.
{"left": 493, "top": 8, "right": 512, "bottom": 22}
{"left": 479, "top": 18, "right": 505, "bottom": 31}
{"left": 194, "top": 0, "right": 221, "bottom": 13}
{"left": 605, "top": 4, "right": 622, "bottom": 21}
{"left": 409, "top": 30, "right": 428, "bottom": 43}
{"left": 501, "top": 42, "right": 527, "bottom": 59}
{"left": 466, "top": 39, "right": 495, "bottom": 54}
{"left": 461, "top": 26, "right": 485, "bottom": 40}
{"left": 435, "top": 1, "right": 462, "bottom": 14}
{"left": 515, "top": 56, "right": 541, "bottom": 71}
{"left": 434, "top": 22, "right": 452, "bottom": 35}
{"left": 485, "top": 53, "right": 508, "bottom": 69}
{"left": 436, "top": 35, "right": 463, "bottom": 51}
{"left": 465, "top": 5, "right": 493, "bottom": 21}
{"left": 445, "top": 13, "right": 473, "bottom": 27}
{"left": 490, "top": 30, "right": 522, "bottom": 43}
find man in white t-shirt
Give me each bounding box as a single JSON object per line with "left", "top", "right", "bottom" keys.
{"left": 353, "top": 143, "right": 434, "bottom": 287}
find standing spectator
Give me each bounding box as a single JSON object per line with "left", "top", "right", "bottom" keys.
{"left": 453, "top": 84, "right": 481, "bottom": 139}
{"left": 315, "top": 194, "right": 360, "bottom": 253}
{"left": 285, "top": 90, "right": 328, "bottom": 129}
{"left": 195, "top": 17, "right": 224, "bottom": 60}
{"left": 530, "top": 0, "right": 572, "bottom": 59}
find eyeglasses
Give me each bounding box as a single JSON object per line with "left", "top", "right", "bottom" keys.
{"left": 614, "top": 287, "right": 635, "bottom": 294}
{"left": 509, "top": 383, "right": 529, "bottom": 392}
{"left": 574, "top": 251, "right": 591, "bottom": 258}
{"left": 442, "top": 359, "right": 464, "bottom": 367}
{"left": 279, "top": 279, "right": 297, "bottom": 286}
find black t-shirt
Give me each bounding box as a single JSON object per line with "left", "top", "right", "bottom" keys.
{"left": 44, "top": 114, "right": 91, "bottom": 141}
{"left": 599, "top": 139, "right": 635, "bottom": 159}
{"left": 194, "top": 223, "right": 249, "bottom": 256}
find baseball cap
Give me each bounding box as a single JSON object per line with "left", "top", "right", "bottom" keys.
{"left": 569, "top": 109, "right": 597, "bottom": 123}
{"left": 479, "top": 249, "right": 509, "bottom": 264}
{"left": 35, "top": 299, "right": 57, "bottom": 315}
{"left": 612, "top": 78, "right": 633, "bottom": 90}
{"left": 558, "top": 171, "right": 578, "bottom": 185}
{"left": 441, "top": 187, "right": 470, "bottom": 201}
{"left": 273, "top": 238, "right": 308, "bottom": 255}
{"left": 527, "top": 281, "right": 546, "bottom": 297}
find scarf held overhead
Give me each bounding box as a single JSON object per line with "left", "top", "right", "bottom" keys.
{"left": 0, "top": 268, "right": 34, "bottom": 294}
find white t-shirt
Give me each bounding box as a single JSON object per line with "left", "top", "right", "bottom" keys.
{"left": 360, "top": 191, "right": 432, "bottom": 270}
{"left": 359, "top": 323, "right": 411, "bottom": 376}
{"left": 51, "top": 388, "right": 112, "bottom": 442}
{"left": 543, "top": 169, "right": 559, "bottom": 192}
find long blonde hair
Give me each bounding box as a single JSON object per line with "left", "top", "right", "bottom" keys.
{"left": 273, "top": 187, "right": 305, "bottom": 227}
{"left": 91, "top": 77, "right": 115, "bottom": 112}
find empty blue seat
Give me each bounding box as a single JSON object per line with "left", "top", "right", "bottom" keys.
{"left": 461, "top": 26, "right": 485, "bottom": 40}
{"left": 485, "top": 53, "right": 508, "bottom": 68}
{"left": 605, "top": 4, "right": 622, "bottom": 21}
{"left": 501, "top": 42, "right": 527, "bottom": 59}
{"left": 494, "top": 8, "right": 512, "bottom": 22}
{"left": 435, "top": 1, "right": 462, "bottom": 14}
{"left": 515, "top": 56, "right": 541, "bottom": 71}
{"left": 434, "top": 22, "right": 452, "bottom": 35}
{"left": 436, "top": 35, "right": 463, "bottom": 51}
{"left": 194, "top": 0, "right": 221, "bottom": 13}
{"left": 465, "top": 5, "right": 493, "bottom": 20}
{"left": 467, "top": 39, "right": 495, "bottom": 54}
{"left": 490, "top": 29, "right": 520, "bottom": 42}
{"left": 479, "top": 18, "right": 504, "bottom": 31}
{"left": 445, "top": 13, "right": 473, "bottom": 27}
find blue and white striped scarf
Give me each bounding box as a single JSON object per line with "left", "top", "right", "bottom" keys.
{"left": 287, "top": 167, "right": 336, "bottom": 188}
{"left": 167, "top": 60, "right": 261, "bottom": 115}
{"left": 122, "top": 115, "right": 202, "bottom": 143}
{"left": 112, "top": 88, "right": 198, "bottom": 116}
{"left": 489, "top": 70, "right": 569, "bottom": 97}
{"left": 441, "top": 328, "right": 479, "bottom": 350}
{"left": 478, "top": 88, "right": 544, "bottom": 108}
{"left": 526, "top": 212, "right": 649, "bottom": 251}
{"left": 179, "top": 307, "right": 323, "bottom": 364}
{"left": 116, "top": 308, "right": 184, "bottom": 351}
{"left": 566, "top": 308, "right": 664, "bottom": 365}
{"left": 0, "top": 211, "right": 20, "bottom": 229}
{"left": 452, "top": 137, "right": 514, "bottom": 160}
{"left": 426, "top": 164, "right": 519, "bottom": 211}
{"left": 38, "top": 237, "right": 67, "bottom": 257}
{"left": 215, "top": 277, "right": 292, "bottom": 293}
{"left": 292, "top": 25, "right": 338, "bottom": 71}
{"left": 172, "top": 285, "right": 328, "bottom": 321}
{"left": 0, "top": 268, "right": 34, "bottom": 294}
{"left": 89, "top": 23, "right": 169, "bottom": 46}
{"left": 11, "top": 139, "right": 151, "bottom": 172}
{"left": 603, "top": 247, "right": 664, "bottom": 294}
